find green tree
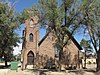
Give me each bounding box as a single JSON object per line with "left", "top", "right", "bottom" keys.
{"left": 80, "top": 38, "right": 93, "bottom": 68}
{"left": 16, "top": 53, "right": 21, "bottom": 61}
{"left": 37, "top": 0, "right": 82, "bottom": 70}
{"left": 18, "top": 5, "right": 40, "bottom": 24}
{"left": 79, "top": 0, "right": 100, "bottom": 71}
{"left": 20, "top": 0, "right": 83, "bottom": 70}
{"left": 0, "top": 1, "right": 20, "bottom": 66}
{"left": 20, "top": 0, "right": 100, "bottom": 70}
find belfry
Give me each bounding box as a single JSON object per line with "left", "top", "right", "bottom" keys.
{"left": 21, "top": 16, "right": 82, "bottom": 70}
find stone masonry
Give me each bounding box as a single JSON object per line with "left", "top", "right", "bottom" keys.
{"left": 21, "top": 16, "right": 82, "bottom": 70}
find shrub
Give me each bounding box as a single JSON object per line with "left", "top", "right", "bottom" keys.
{"left": 88, "top": 61, "right": 91, "bottom": 64}
{"left": 93, "top": 62, "right": 96, "bottom": 64}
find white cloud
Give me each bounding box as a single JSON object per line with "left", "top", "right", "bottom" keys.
{"left": 13, "top": 43, "right": 22, "bottom": 55}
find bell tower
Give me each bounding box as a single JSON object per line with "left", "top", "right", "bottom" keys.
{"left": 21, "top": 16, "right": 40, "bottom": 69}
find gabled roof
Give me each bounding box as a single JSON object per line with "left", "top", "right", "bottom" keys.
{"left": 38, "top": 32, "right": 50, "bottom": 46}
{"left": 69, "top": 35, "right": 82, "bottom": 50}
{"left": 38, "top": 31, "right": 82, "bottom": 50}
{"left": 64, "top": 31, "right": 82, "bottom": 50}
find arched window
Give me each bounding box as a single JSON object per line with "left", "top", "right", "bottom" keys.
{"left": 30, "top": 19, "right": 34, "bottom": 27}
{"left": 54, "top": 46, "right": 59, "bottom": 58}
{"left": 29, "top": 33, "right": 33, "bottom": 42}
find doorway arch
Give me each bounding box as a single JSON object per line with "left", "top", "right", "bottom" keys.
{"left": 27, "top": 51, "right": 34, "bottom": 65}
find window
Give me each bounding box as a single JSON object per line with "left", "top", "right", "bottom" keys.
{"left": 54, "top": 46, "right": 59, "bottom": 58}
{"left": 29, "top": 33, "right": 33, "bottom": 42}
{"left": 30, "top": 19, "right": 34, "bottom": 27}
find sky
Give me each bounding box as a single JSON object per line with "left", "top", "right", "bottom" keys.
{"left": 12, "top": 0, "right": 47, "bottom": 55}
{"left": 10, "top": 0, "right": 85, "bottom": 55}
{"left": 13, "top": 0, "right": 38, "bottom": 12}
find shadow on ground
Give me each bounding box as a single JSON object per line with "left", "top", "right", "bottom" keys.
{"left": 68, "top": 69, "right": 100, "bottom": 75}
{"left": 24, "top": 69, "right": 49, "bottom": 75}
{"left": 0, "top": 65, "right": 10, "bottom": 69}
{"left": 19, "top": 68, "right": 100, "bottom": 75}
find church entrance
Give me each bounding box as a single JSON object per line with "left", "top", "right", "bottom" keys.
{"left": 27, "top": 51, "right": 34, "bottom": 65}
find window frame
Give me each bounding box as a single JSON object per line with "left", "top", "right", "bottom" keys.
{"left": 30, "top": 19, "right": 34, "bottom": 27}
{"left": 29, "top": 33, "right": 33, "bottom": 42}
{"left": 54, "top": 46, "right": 59, "bottom": 58}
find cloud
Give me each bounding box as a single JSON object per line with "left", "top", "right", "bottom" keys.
{"left": 13, "top": 43, "right": 22, "bottom": 55}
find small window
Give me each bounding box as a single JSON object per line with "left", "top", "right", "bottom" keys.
{"left": 54, "top": 46, "right": 59, "bottom": 58}
{"left": 30, "top": 19, "right": 34, "bottom": 27}
{"left": 29, "top": 33, "right": 33, "bottom": 42}
{"left": 52, "top": 37, "right": 54, "bottom": 41}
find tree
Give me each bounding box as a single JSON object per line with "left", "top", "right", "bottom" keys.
{"left": 20, "top": 0, "right": 83, "bottom": 70}
{"left": 0, "top": 1, "right": 20, "bottom": 66}
{"left": 80, "top": 38, "right": 93, "bottom": 68}
{"left": 18, "top": 5, "right": 40, "bottom": 24}
{"left": 20, "top": 0, "right": 100, "bottom": 71}
{"left": 37, "top": 0, "right": 82, "bottom": 70}
{"left": 16, "top": 53, "right": 21, "bottom": 61}
{"left": 78, "top": 0, "right": 100, "bottom": 71}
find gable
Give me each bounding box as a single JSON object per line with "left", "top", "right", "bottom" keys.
{"left": 38, "top": 31, "right": 82, "bottom": 50}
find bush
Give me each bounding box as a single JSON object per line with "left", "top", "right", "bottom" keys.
{"left": 88, "top": 61, "right": 92, "bottom": 64}
{"left": 93, "top": 62, "right": 96, "bottom": 64}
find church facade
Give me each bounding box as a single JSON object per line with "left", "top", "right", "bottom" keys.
{"left": 21, "top": 16, "right": 82, "bottom": 70}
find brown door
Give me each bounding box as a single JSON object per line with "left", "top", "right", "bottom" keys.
{"left": 27, "top": 51, "right": 34, "bottom": 65}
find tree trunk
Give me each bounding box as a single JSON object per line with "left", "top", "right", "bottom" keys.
{"left": 84, "top": 50, "right": 86, "bottom": 68}
{"left": 59, "top": 50, "right": 63, "bottom": 61}
{"left": 59, "top": 48, "right": 63, "bottom": 71}
{"left": 4, "top": 56, "right": 8, "bottom": 67}
{"left": 96, "top": 50, "right": 100, "bottom": 71}
{"left": 5, "top": 60, "right": 8, "bottom": 67}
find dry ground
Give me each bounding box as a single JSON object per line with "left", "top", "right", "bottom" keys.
{"left": 0, "top": 63, "right": 99, "bottom": 75}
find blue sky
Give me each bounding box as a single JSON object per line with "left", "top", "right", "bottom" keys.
{"left": 13, "top": 0, "right": 46, "bottom": 39}
{"left": 14, "top": 0, "right": 38, "bottom": 12}
{"left": 9, "top": 0, "right": 38, "bottom": 12}
{"left": 12, "top": 0, "right": 47, "bottom": 55}
{"left": 11, "top": 0, "right": 84, "bottom": 55}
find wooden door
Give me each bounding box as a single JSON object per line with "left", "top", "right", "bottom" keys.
{"left": 27, "top": 51, "right": 34, "bottom": 65}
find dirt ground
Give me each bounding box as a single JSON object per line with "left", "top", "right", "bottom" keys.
{"left": 0, "top": 63, "right": 99, "bottom": 75}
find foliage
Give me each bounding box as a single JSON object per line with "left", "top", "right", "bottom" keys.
{"left": 20, "top": 0, "right": 100, "bottom": 70}
{"left": 78, "top": 0, "right": 100, "bottom": 52}
{"left": 19, "top": 0, "right": 85, "bottom": 70}
{"left": 78, "top": 0, "right": 100, "bottom": 71}
{"left": 0, "top": 1, "right": 20, "bottom": 66}
{"left": 18, "top": 6, "right": 40, "bottom": 24}
{"left": 87, "top": 61, "right": 92, "bottom": 64}
{"left": 16, "top": 53, "right": 21, "bottom": 61}
{"left": 93, "top": 62, "right": 96, "bottom": 64}
{"left": 80, "top": 38, "right": 93, "bottom": 54}
{"left": 38, "top": 0, "right": 81, "bottom": 56}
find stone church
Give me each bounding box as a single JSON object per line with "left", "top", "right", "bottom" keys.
{"left": 21, "top": 16, "right": 82, "bottom": 70}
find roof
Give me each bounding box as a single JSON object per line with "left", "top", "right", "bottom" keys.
{"left": 69, "top": 35, "right": 82, "bottom": 50}
{"left": 65, "top": 31, "right": 82, "bottom": 50}
{"left": 38, "top": 31, "right": 82, "bottom": 50}
{"left": 38, "top": 32, "right": 50, "bottom": 46}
